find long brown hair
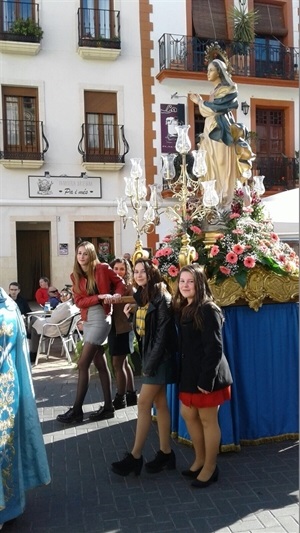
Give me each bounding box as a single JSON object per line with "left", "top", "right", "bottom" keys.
{"left": 72, "top": 241, "right": 99, "bottom": 295}
{"left": 133, "top": 258, "right": 169, "bottom": 306}
{"left": 110, "top": 257, "right": 133, "bottom": 286}
{"left": 173, "top": 263, "right": 221, "bottom": 330}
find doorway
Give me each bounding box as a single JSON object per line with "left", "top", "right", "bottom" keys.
{"left": 16, "top": 224, "right": 50, "bottom": 301}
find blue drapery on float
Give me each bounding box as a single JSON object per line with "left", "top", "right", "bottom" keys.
{"left": 167, "top": 302, "right": 299, "bottom": 450}
{"left": 0, "top": 288, "right": 50, "bottom": 524}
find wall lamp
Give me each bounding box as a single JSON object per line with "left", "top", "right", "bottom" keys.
{"left": 241, "top": 101, "right": 250, "bottom": 116}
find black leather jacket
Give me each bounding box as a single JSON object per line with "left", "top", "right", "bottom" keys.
{"left": 133, "top": 288, "right": 177, "bottom": 376}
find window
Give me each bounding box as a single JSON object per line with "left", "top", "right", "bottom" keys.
{"left": 2, "top": 86, "right": 39, "bottom": 157}
{"left": 84, "top": 91, "right": 118, "bottom": 160}
{"left": 192, "top": 0, "right": 227, "bottom": 40}
{"left": 1, "top": 0, "right": 34, "bottom": 32}
{"left": 255, "top": 37, "right": 283, "bottom": 77}
{"left": 81, "top": 0, "right": 113, "bottom": 39}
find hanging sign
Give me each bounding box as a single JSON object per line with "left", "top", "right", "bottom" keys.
{"left": 28, "top": 175, "right": 102, "bottom": 198}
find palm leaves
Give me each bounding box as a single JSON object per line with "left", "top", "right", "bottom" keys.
{"left": 229, "top": 5, "right": 259, "bottom": 45}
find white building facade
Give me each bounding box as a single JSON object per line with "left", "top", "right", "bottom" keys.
{"left": 0, "top": 0, "right": 298, "bottom": 299}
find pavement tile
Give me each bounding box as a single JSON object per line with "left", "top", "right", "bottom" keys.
{"left": 2, "top": 357, "right": 298, "bottom": 533}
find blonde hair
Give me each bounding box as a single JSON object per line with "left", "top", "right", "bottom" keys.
{"left": 72, "top": 241, "right": 99, "bottom": 295}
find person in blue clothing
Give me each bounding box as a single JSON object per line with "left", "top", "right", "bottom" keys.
{"left": 48, "top": 286, "right": 61, "bottom": 309}
{"left": 0, "top": 288, "right": 50, "bottom": 529}
{"left": 174, "top": 264, "right": 232, "bottom": 488}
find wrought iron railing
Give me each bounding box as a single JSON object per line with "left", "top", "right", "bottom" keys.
{"left": 158, "top": 35, "right": 299, "bottom": 81}
{"left": 78, "top": 123, "right": 129, "bottom": 164}
{"left": 0, "top": 1, "right": 42, "bottom": 43}
{"left": 161, "top": 155, "right": 298, "bottom": 195}
{"left": 254, "top": 156, "right": 299, "bottom": 190}
{"left": 77, "top": 7, "right": 120, "bottom": 48}
{"left": 0, "top": 119, "right": 49, "bottom": 160}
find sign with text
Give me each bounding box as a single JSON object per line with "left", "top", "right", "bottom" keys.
{"left": 28, "top": 175, "right": 102, "bottom": 198}
{"left": 160, "top": 103, "right": 185, "bottom": 153}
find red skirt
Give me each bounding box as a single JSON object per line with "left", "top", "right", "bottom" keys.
{"left": 179, "top": 386, "right": 231, "bottom": 408}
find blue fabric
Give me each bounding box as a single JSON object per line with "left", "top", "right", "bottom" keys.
{"left": 0, "top": 289, "right": 51, "bottom": 524}
{"left": 171, "top": 303, "right": 299, "bottom": 447}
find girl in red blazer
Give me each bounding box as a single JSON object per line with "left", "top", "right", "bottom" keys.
{"left": 57, "top": 241, "right": 125, "bottom": 424}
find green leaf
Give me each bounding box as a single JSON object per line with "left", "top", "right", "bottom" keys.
{"left": 234, "top": 269, "right": 248, "bottom": 287}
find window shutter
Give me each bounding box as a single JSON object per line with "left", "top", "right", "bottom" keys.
{"left": 192, "top": 0, "right": 228, "bottom": 40}
{"left": 254, "top": 3, "right": 288, "bottom": 38}
{"left": 84, "top": 91, "right": 117, "bottom": 113}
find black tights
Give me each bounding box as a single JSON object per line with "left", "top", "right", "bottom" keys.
{"left": 73, "top": 342, "right": 113, "bottom": 411}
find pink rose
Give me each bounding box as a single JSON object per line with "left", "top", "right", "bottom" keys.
{"left": 152, "top": 258, "right": 159, "bottom": 266}
{"left": 232, "top": 244, "right": 244, "bottom": 255}
{"left": 155, "top": 249, "right": 163, "bottom": 258}
{"left": 270, "top": 232, "right": 279, "bottom": 242}
{"left": 162, "top": 236, "right": 171, "bottom": 243}
{"left": 232, "top": 229, "right": 244, "bottom": 235}
{"left": 190, "top": 225, "right": 202, "bottom": 234}
{"left": 219, "top": 266, "right": 231, "bottom": 276}
{"left": 243, "top": 256, "right": 256, "bottom": 268}
{"left": 162, "top": 247, "right": 173, "bottom": 256}
{"left": 229, "top": 213, "right": 240, "bottom": 219}
{"left": 210, "top": 245, "right": 220, "bottom": 257}
{"left": 167, "top": 265, "right": 179, "bottom": 278}
{"left": 226, "top": 252, "right": 238, "bottom": 264}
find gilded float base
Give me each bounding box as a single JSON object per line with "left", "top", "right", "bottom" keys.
{"left": 208, "top": 265, "right": 299, "bottom": 311}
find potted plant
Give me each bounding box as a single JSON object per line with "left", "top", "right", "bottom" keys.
{"left": 229, "top": 1, "right": 259, "bottom": 55}
{"left": 9, "top": 18, "right": 43, "bottom": 42}
{"left": 97, "top": 35, "right": 121, "bottom": 49}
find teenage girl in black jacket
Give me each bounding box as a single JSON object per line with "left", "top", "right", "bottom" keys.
{"left": 174, "top": 263, "right": 232, "bottom": 488}
{"left": 111, "top": 259, "right": 177, "bottom": 476}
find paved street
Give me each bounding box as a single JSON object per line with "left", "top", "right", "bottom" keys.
{"left": 5, "top": 351, "right": 299, "bottom": 533}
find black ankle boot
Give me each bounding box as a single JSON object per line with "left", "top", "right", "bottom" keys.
{"left": 126, "top": 390, "right": 138, "bottom": 406}
{"left": 145, "top": 449, "right": 176, "bottom": 473}
{"left": 111, "top": 453, "right": 143, "bottom": 476}
{"left": 113, "top": 393, "right": 126, "bottom": 410}
{"left": 56, "top": 407, "right": 83, "bottom": 424}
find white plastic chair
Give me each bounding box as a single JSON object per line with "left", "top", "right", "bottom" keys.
{"left": 34, "top": 313, "right": 81, "bottom": 366}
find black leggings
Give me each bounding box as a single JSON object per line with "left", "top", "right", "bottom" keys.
{"left": 73, "top": 342, "right": 112, "bottom": 411}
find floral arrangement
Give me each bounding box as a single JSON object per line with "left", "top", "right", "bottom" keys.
{"left": 153, "top": 187, "right": 299, "bottom": 287}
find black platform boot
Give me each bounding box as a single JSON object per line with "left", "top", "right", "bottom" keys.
{"left": 126, "top": 390, "right": 138, "bottom": 406}
{"left": 145, "top": 450, "right": 176, "bottom": 473}
{"left": 111, "top": 453, "right": 143, "bottom": 476}
{"left": 113, "top": 393, "right": 126, "bottom": 410}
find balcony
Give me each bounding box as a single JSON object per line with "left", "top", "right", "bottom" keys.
{"left": 77, "top": 7, "right": 121, "bottom": 60}
{"left": 254, "top": 156, "right": 299, "bottom": 193}
{"left": 78, "top": 123, "right": 129, "bottom": 171}
{"left": 0, "top": 2, "right": 42, "bottom": 55}
{"left": 161, "top": 155, "right": 298, "bottom": 197}
{"left": 0, "top": 120, "right": 49, "bottom": 169}
{"left": 158, "top": 35, "right": 299, "bottom": 84}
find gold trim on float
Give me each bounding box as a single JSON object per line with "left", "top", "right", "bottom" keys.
{"left": 208, "top": 266, "right": 299, "bottom": 311}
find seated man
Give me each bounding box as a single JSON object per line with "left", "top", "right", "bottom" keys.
{"left": 8, "top": 281, "right": 32, "bottom": 316}
{"left": 48, "top": 287, "right": 61, "bottom": 309}
{"left": 28, "top": 289, "right": 79, "bottom": 363}
{"left": 35, "top": 277, "right": 50, "bottom": 307}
